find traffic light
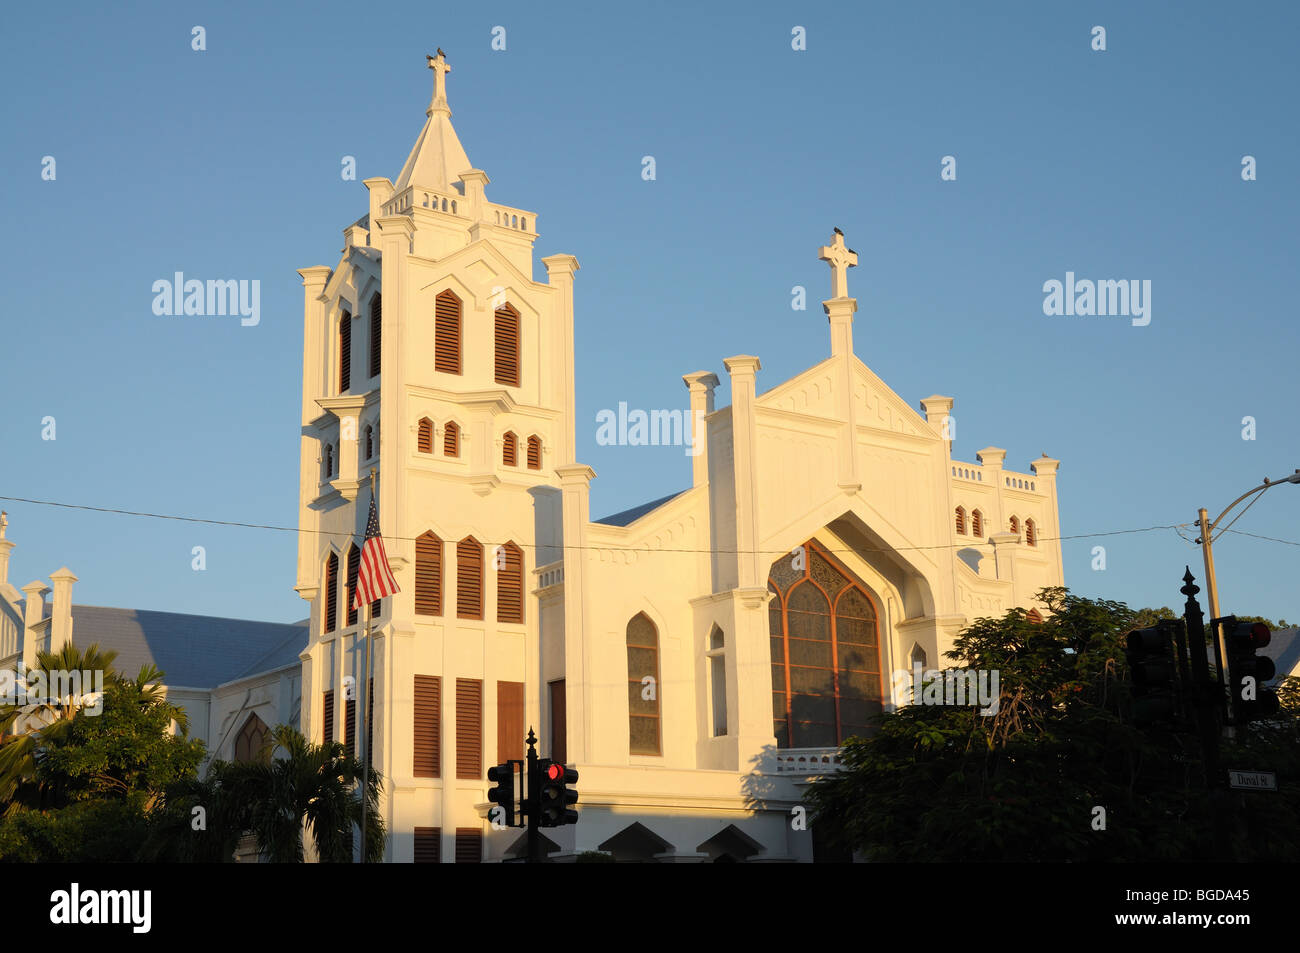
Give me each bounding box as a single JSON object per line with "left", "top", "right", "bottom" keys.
{"left": 487, "top": 762, "right": 516, "bottom": 828}
{"left": 1222, "top": 617, "right": 1280, "bottom": 723}
{"left": 535, "top": 759, "right": 579, "bottom": 828}
{"left": 1125, "top": 622, "right": 1179, "bottom": 724}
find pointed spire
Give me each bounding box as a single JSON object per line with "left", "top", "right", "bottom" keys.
{"left": 427, "top": 48, "right": 452, "bottom": 118}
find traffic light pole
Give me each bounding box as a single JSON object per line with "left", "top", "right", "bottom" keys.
{"left": 525, "top": 728, "right": 543, "bottom": 864}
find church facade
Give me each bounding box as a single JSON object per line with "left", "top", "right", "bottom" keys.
{"left": 293, "top": 53, "right": 1065, "bottom": 862}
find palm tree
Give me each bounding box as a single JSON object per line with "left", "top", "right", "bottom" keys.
{"left": 0, "top": 643, "right": 119, "bottom": 811}
{"left": 210, "top": 725, "right": 385, "bottom": 862}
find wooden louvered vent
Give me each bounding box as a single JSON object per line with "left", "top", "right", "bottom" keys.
{"left": 415, "top": 532, "right": 443, "bottom": 616}
{"left": 455, "top": 678, "right": 482, "bottom": 779}
{"left": 454, "top": 828, "right": 483, "bottom": 864}
{"left": 414, "top": 827, "right": 440, "bottom": 863}
{"left": 322, "top": 690, "right": 335, "bottom": 745}
{"left": 502, "top": 432, "right": 517, "bottom": 467}
{"left": 417, "top": 418, "right": 433, "bottom": 453}
{"left": 435, "top": 291, "right": 462, "bottom": 375}
{"left": 413, "top": 675, "right": 441, "bottom": 778}
{"left": 456, "top": 537, "right": 483, "bottom": 619}
{"left": 494, "top": 304, "right": 520, "bottom": 386}
{"left": 497, "top": 543, "right": 523, "bottom": 624}
{"left": 369, "top": 294, "right": 382, "bottom": 378}
{"left": 339, "top": 313, "right": 351, "bottom": 392}
{"left": 346, "top": 545, "right": 360, "bottom": 627}
{"left": 444, "top": 421, "right": 460, "bottom": 457}
{"left": 526, "top": 435, "right": 541, "bottom": 470}
{"left": 324, "top": 553, "right": 338, "bottom": 633}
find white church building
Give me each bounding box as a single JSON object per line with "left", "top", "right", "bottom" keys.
{"left": 290, "top": 51, "right": 1066, "bottom": 863}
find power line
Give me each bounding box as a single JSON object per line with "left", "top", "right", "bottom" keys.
{"left": 0, "top": 493, "right": 1192, "bottom": 558}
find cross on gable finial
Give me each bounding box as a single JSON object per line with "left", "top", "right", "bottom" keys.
{"left": 426, "top": 49, "right": 451, "bottom": 116}
{"left": 818, "top": 227, "right": 858, "bottom": 299}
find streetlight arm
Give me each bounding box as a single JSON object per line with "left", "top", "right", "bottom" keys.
{"left": 1208, "top": 469, "right": 1300, "bottom": 536}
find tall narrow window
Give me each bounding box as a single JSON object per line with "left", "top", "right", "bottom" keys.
{"left": 768, "top": 540, "right": 883, "bottom": 748}
{"left": 323, "top": 444, "right": 334, "bottom": 482}
{"left": 368, "top": 294, "right": 382, "bottom": 378}
{"left": 955, "top": 506, "right": 966, "bottom": 535}
{"left": 456, "top": 536, "right": 483, "bottom": 619}
{"left": 497, "top": 542, "right": 524, "bottom": 624}
{"left": 502, "top": 431, "right": 517, "bottom": 467}
{"left": 344, "top": 694, "right": 356, "bottom": 761}
{"left": 708, "top": 626, "right": 727, "bottom": 737}
{"left": 339, "top": 312, "right": 352, "bottom": 393}
{"left": 346, "top": 545, "right": 361, "bottom": 628}
{"left": 444, "top": 421, "right": 460, "bottom": 458}
{"left": 413, "top": 675, "right": 441, "bottom": 778}
{"left": 549, "top": 679, "right": 567, "bottom": 763}
{"left": 497, "top": 680, "right": 525, "bottom": 762}
{"left": 363, "top": 425, "right": 374, "bottom": 462}
{"left": 418, "top": 418, "right": 434, "bottom": 453}
{"left": 1009, "top": 515, "right": 1020, "bottom": 537}
{"left": 494, "top": 303, "right": 520, "bottom": 386}
{"left": 234, "top": 714, "right": 269, "bottom": 763}
{"left": 455, "top": 678, "right": 482, "bottom": 779}
{"left": 322, "top": 690, "right": 334, "bottom": 745}
{"left": 415, "top": 531, "right": 443, "bottom": 616}
{"left": 435, "top": 290, "right": 462, "bottom": 375}
{"left": 626, "top": 613, "right": 662, "bottom": 756}
{"left": 1025, "top": 518, "right": 1037, "bottom": 547}
{"left": 324, "top": 552, "right": 338, "bottom": 634}
{"left": 971, "top": 509, "right": 984, "bottom": 537}
{"left": 526, "top": 435, "right": 542, "bottom": 470}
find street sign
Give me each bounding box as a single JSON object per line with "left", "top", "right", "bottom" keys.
{"left": 1227, "top": 770, "right": 1277, "bottom": 791}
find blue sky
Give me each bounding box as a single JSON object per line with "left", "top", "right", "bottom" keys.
{"left": 2, "top": 1, "right": 1297, "bottom": 625}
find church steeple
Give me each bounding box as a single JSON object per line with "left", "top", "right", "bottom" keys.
{"left": 392, "top": 49, "right": 473, "bottom": 194}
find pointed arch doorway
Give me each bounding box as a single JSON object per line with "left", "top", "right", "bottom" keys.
{"left": 767, "top": 538, "right": 883, "bottom": 748}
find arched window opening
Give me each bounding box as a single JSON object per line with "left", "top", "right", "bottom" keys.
{"left": 346, "top": 544, "right": 361, "bottom": 628}
{"left": 415, "top": 531, "right": 443, "bottom": 616}
{"left": 707, "top": 625, "right": 727, "bottom": 737}
{"left": 526, "top": 435, "right": 542, "bottom": 470}
{"left": 955, "top": 506, "right": 966, "bottom": 535}
{"left": 494, "top": 303, "right": 520, "bottom": 386}
{"left": 627, "top": 613, "right": 661, "bottom": 755}
{"left": 234, "top": 713, "right": 270, "bottom": 763}
{"left": 435, "top": 290, "right": 463, "bottom": 375}
{"left": 417, "top": 418, "right": 434, "bottom": 453}
{"left": 339, "top": 312, "right": 352, "bottom": 393}
{"left": 1010, "top": 515, "right": 1020, "bottom": 538}
{"left": 368, "top": 294, "right": 382, "bottom": 378}
{"left": 971, "top": 509, "right": 984, "bottom": 537}
{"left": 1025, "top": 518, "right": 1037, "bottom": 546}
{"left": 502, "top": 431, "right": 517, "bottom": 467}
{"left": 324, "top": 552, "right": 339, "bottom": 634}
{"left": 456, "top": 536, "right": 483, "bottom": 619}
{"left": 768, "top": 540, "right": 882, "bottom": 748}
{"left": 497, "top": 542, "right": 524, "bottom": 624}
{"left": 444, "top": 421, "right": 460, "bottom": 457}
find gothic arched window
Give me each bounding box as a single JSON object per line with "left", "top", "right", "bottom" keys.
{"left": 339, "top": 311, "right": 352, "bottom": 393}
{"left": 971, "top": 509, "right": 984, "bottom": 537}
{"left": 324, "top": 551, "right": 339, "bottom": 634}
{"left": 1009, "top": 515, "right": 1020, "bottom": 538}
{"left": 526, "top": 435, "right": 542, "bottom": 470}
{"left": 444, "top": 421, "right": 460, "bottom": 458}
{"left": 768, "top": 540, "right": 882, "bottom": 748}
{"left": 495, "top": 303, "right": 520, "bottom": 387}
{"left": 502, "top": 431, "right": 517, "bottom": 467}
{"left": 626, "top": 613, "right": 662, "bottom": 755}
{"left": 1025, "top": 518, "right": 1037, "bottom": 547}
{"left": 363, "top": 425, "right": 374, "bottom": 462}
{"left": 435, "top": 290, "right": 463, "bottom": 375}
{"left": 418, "top": 418, "right": 434, "bottom": 453}
{"left": 955, "top": 506, "right": 966, "bottom": 535}
{"left": 346, "top": 544, "right": 361, "bottom": 627}
{"left": 497, "top": 542, "right": 524, "bottom": 624}
{"left": 234, "top": 713, "right": 270, "bottom": 763}
{"left": 456, "top": 536, "right": 483, "bottom": 620}
{"left": 415, "top": 531, "right": 442, "bottom": 616}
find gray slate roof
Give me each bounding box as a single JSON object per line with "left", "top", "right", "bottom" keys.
{"left": 593, "top": 491, "right": 687, "bottom": 527}
{"left": 39, "top": 604, "right": 307, "bottom": 689}
{"left": 1264, "top": 627, "right": 1300, "bottom": 682}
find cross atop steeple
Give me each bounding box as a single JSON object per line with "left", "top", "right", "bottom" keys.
{"left": 427, "top": 48, "right": 451, "bottom": 117}
{"left": 818, "top": 227, "right": 858, "bottom": 300}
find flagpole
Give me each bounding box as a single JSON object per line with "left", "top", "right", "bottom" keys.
{"left": 359, "top": 466, "right": 377, "bottom": 864}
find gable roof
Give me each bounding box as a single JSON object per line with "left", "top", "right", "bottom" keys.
{"left": 593, "top": 491, "right": 687, "bottom": 527}
{"left": 38, "top": 604, "right": 307, "bottom": 689}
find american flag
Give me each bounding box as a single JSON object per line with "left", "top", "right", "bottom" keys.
{"left": 353, "top": 492, "right": 400, "bottom": 609}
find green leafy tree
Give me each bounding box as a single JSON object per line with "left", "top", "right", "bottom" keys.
{"left": 804, "top": 587, "right": 1300, "bottom": 862}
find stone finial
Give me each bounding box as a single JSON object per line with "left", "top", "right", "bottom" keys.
{"left": 427, "top": 49, "right": 452, "bottom": 116}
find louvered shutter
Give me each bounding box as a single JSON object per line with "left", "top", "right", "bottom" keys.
{"left": 413, "top": 675, "right": 441, "bottom": 778}
{"left": 526, "top": 435, "right": 541, "bottom": 470}
{"left": 346, "top": 545, "right": 360, "bottom": 627}
{"left": 497, "top": 542, "right": 523, "bottom": 624}
{"left": 414, "top": 827, "right": 440, "bottom": 863}
{"left": 456, "top": 537, "right": 483, "bottom": 619}
{"left": 417, "top": 418, "right": 433, "bottom": 453}
{"left": 497, "top": 681, "right": 525, "bottom": 762}
{"left": 444, "top": 421, "right": 460, "bottom": 457}
{"left": 324, "top": 553, "right": 338, "bottom": 633}
{"left": 366, "top": 677, "right": 374, "bottom": 770}
{"left": 369, "top": 294, "right": 381, "bottom": 378}
{"left": 344, "top": 696, "right": 356, "bottom": 761}
{"left": 455, "top": 678, "right": 482, "bottom": 779}
{"left": 454, "top": 828, "right": 482, "bottom": 864}
{"left": 415, "top": 532, "right": 443, "bottom": 616}
{"left": 502, "top": 432, "right": 517, "bottom": 467}
{"left": 435, "top": 291, "right": 462, "bottom": 375}
{"left": 339, "top": 313, "right": 351, "bottom": 392}
{"left": 322, "top": 690, "right": 335, "bottom": 745}
{"left": 494, "top": 304, "right": 520, "bottom": 386}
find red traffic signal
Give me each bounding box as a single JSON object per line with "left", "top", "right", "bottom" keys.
{"left": 547, "top": 762, "right": 564, "bottom": 781}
